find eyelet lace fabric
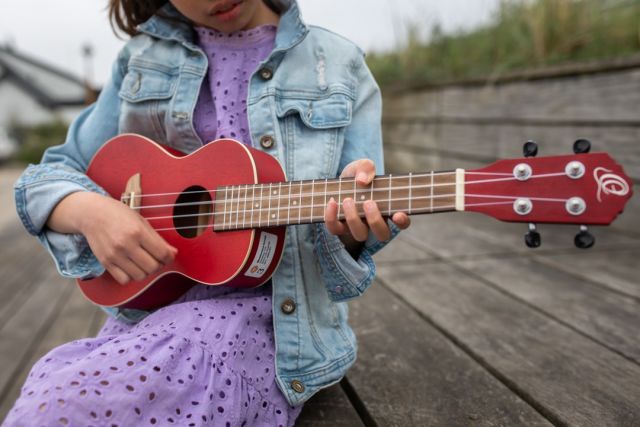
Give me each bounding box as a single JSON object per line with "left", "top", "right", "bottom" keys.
{"left": 193, "top": 25, "right": 277, "bottom": 146}
{"left": 3, "top": 284, "right": 301, "bottom": 427}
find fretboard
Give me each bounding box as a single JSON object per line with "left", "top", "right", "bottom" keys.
{"left": 213, "top": 170, "right": 464, "bottom": 231}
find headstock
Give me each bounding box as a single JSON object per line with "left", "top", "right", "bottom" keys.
{"left": 464, "top": 140, "right": 633, "bottom": 249}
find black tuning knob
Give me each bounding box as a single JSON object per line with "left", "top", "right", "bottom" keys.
{"left": 574, "top": 226, "right": 595, "bottom": 249}
{"left": 573, "top": 139, "right": 591, "bottom": 154}
{"left": 523, "top": 140, "right": 538, "bottom": 158}
{"left": 525, "top": 223, "right": 541, "bottom": 248}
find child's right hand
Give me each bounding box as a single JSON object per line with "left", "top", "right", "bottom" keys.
{"left": 47, "top": 192, "right": 178, "bottom": 284}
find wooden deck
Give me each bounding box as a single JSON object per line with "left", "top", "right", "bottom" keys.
{"left": 0, "top": 165, "right": 639, "bottom": 426}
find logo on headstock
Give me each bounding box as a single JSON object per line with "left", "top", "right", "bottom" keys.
{"left": 594, "top": 167, "right": 630, "bottom": 202}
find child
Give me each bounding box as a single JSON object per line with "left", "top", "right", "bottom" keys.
{"left": 6, "top": 0, "right": 409, "bottom": 425}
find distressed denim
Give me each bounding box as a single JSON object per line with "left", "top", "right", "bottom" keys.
{"left": 13, "top": 0, "right": 398, "bottom": 405}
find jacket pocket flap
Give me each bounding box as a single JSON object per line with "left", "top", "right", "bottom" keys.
{"left": 119, "top": 64, "right": 178, "bottom": 102}
{"left": 276, "top": 93, "right": 352, "bottom": 129}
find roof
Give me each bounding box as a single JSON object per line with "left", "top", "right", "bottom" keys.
{"left": 0, "top": 45, "right": 88, "bottom": 109}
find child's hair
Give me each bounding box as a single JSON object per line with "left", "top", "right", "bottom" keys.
{"left": 108, "top": 0, "right": 169, "bottom": 36}
{"left": 108, "top": 0, "right": 284, "bottom": 37}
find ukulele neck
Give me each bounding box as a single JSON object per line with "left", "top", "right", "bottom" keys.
{"left": 213, "top": 169, "right": 465, "bottom": 231}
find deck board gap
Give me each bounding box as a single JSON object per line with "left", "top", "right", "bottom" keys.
{"left": 375, "top": 276, "right": 564, "bottom": 426}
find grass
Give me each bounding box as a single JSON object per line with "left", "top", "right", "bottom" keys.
{"left": 367, "top": 0, "right": 640, "bottom": 87}
{"left": 10, "top": 120, "right": 68, "bottom": 165}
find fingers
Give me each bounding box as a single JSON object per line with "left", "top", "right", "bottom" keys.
{"left": 324, "top": 197, "right": 347, "bottom": 236}
{"left": 341, "top": 159, "right": 376, "bottom": 185}
{"left": 363, "top": 200, "right": 391, "bottom": 241}
{"left": 140, "top": 221, "right": 178, "bottom": 265}
{"left": 391, "top": 212, "right": 411, "bottom": 230}
{"left": 343, "top": 198, "right": 369, "bottom": 241}
{"left": 106, "top": 264, "right": 130, "bottom": 285}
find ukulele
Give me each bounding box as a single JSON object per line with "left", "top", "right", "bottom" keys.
{"left": 78, "top": 134, "right": 633, "bottom": 309}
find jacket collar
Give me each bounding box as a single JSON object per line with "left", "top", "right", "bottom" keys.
{"left": 137, "top": 0, "right": 308, "bottom": 51}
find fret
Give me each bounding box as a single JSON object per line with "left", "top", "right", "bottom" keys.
{"left": 387, "top": 174, "right": 392, "bottom": 216}
{"left": 298, "top": 180, "right": 303, "bottom": 224}
{"left": 430, "top": 171, "right": 434, "bottom": 213}
{"left": 255, "top": 183, "right": 263, "bottom": 227}
{"left": 324, "top": 178, "right": 328, "bottom": 222}
{"left": 250, "top": 183, "right": 255, "bottom": 229}
{"left": 432, "top": 172, "right": 457, "bottom": 213}
{"left": 230, "top": 185, "right": 235, "bottom": 229}
{"left": 408, "top": 172, "right": 412, "bottom": 214}
{"left": 267, "top": 183, "right": 272, "bottom": 227}
{"left": 390, "top": 175, "right": 410, "bottom": 214}
{"left": 242, "top": 184, "right": 248, "bottom": 229}
{"left": 337, "top": 178, "right": 342, "bottom": 220}
{"left": 287, "top": 181, "right": 292, "bottom": 226}
{"left": 310, "top": 179, "right": 315, "bottom": 224}
{"left": 223, "top": 186, "right": 228, "bottom": 230}
{"left": 276, "top": 182, "right": 282, "bottom": 225}
{"left": 370, "top": 177, "right": 374, "bottom": 210}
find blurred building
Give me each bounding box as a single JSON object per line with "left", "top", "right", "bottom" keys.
{"left": 0, "top": 45, "right": 93, "bottom": 129}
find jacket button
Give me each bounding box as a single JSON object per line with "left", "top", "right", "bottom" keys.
{"left": 290, "top": 380, "right": 305, "bottom": 393}
{"left": 281, "top": 298, "right": 296, "bottom": 315}
{"left": 260, "top": 135, "right": 275, "bottom": 149}
{"left": 259, "top": 67, "right": 273, "bottom": 80}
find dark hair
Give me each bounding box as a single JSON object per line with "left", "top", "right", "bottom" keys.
{"left": 108, "top": 0, "right": 169, "bottom": 37}
{"left": 108, "top": 0, "right": 284, "bottom": 37}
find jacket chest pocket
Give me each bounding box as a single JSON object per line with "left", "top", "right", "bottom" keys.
{"left": 275, "top": 93, "right": 353, "bottom": 181}
{"left": 118, "top": 62, "right": 179, "bottom": 144}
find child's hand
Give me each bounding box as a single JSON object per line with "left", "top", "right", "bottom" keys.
{"left": 324, "top": 159, "right": 411, "bottom": 243}
{"left": 48, "top": 192, "right": 178, "bottom": 284}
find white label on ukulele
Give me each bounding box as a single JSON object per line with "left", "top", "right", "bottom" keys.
{"left": 245, "top": 232, "right": 277, "bottom": 278}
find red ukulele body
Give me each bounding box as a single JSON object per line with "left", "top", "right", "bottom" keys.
{"left": 78, "top": 134, "right": 286, "bottom": 309}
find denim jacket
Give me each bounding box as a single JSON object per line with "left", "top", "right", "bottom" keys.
{"left": 13, "top": 0, "right": 397, "bottom": 405}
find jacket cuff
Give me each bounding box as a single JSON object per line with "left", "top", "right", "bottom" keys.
{"left": 15, "top": 163, "right": 108, "bottom": 279}
{"left": 100, "top": 306, "right": 151, "bottom": 325}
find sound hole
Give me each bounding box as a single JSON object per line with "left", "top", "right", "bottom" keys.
{"left": 173, "top": 185, "right": 212, "bottom": 238}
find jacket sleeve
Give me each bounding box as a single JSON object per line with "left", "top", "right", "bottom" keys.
{"left": 314, "top": 52, "right": 400, "bottom": 302}
{"left": 13, "top": 55, "right": 127, "bottom": 279}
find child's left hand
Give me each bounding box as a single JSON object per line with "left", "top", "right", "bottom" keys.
{"left": 324, "top": 159, "right": 411, "bottom": 242}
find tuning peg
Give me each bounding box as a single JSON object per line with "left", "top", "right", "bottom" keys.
{"left": 523, "top": 140, "right": 538, "bottom": 158}
{"left": 573, "top": 139, "right": 591, "bottom": 154}
{"left": 525, "top": 223, "right": 541, "bottom": 248}
{"left": 574, "top": 225, "right": 595, "bottom": 249}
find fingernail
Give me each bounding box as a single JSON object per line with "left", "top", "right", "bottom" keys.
{"left": 356, "top": 172, "right": 368, "bottom": 182}
{"left": 329, "top": 197, "right": 336, "bottom": 204}
{"left": 364, "top": 200, "right": 375, "bottom": 212}
{"left": 343, "top": 198, "right": 354, "bottom": 209}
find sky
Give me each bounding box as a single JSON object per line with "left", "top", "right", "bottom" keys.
{"left": 0, "top": 0, "right": 499, "bottom": 86}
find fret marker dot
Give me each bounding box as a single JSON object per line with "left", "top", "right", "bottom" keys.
{"left": 273, "top": 190, "right": 278, "bottom": 195}
{"left": 293, "top": 201, "right": 297, "bottom": 205}
{"left": 255, "top": 203, "right": 259, "bottom": 208}
{"left": 271, "top": 214, "right": 276, "bottom": 219}
{"left": 360, "top": 195, "right": 365, "bottom": 200}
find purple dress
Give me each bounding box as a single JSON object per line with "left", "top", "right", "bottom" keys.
{"left": 2, "top": 25, "right": 302, "bottom": 427}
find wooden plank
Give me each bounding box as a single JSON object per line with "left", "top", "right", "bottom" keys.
{"left": 383, "top": 68, "right": 640, "bottom": 123}
{"left": 296, "top": 383, "right": 364, "bottom": 426}
{"left": 375, "top": 262, "right": 640, "bottom": 426}
{"left": 456, "top": 255, "right": 640, "bottom": 364}
{"left": 403, "top": 214, "right": 640, "bottom": 300}
{"left": 0, "top": 167, "right": 23, "bottom": 231}
{"left": 0, "top": 284, "right": 103, "bottom": 419}
{"left": 0, "top": 241, "right": 56, "bottom": 328}
{"left": 346, "top": 282, "right": 551, "bottom": 426}
{"left": 372, "top": 231, "right": 437, "bottom": 265}
{"left": 0, "top": 268, "right": 72, "bottom": 398}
